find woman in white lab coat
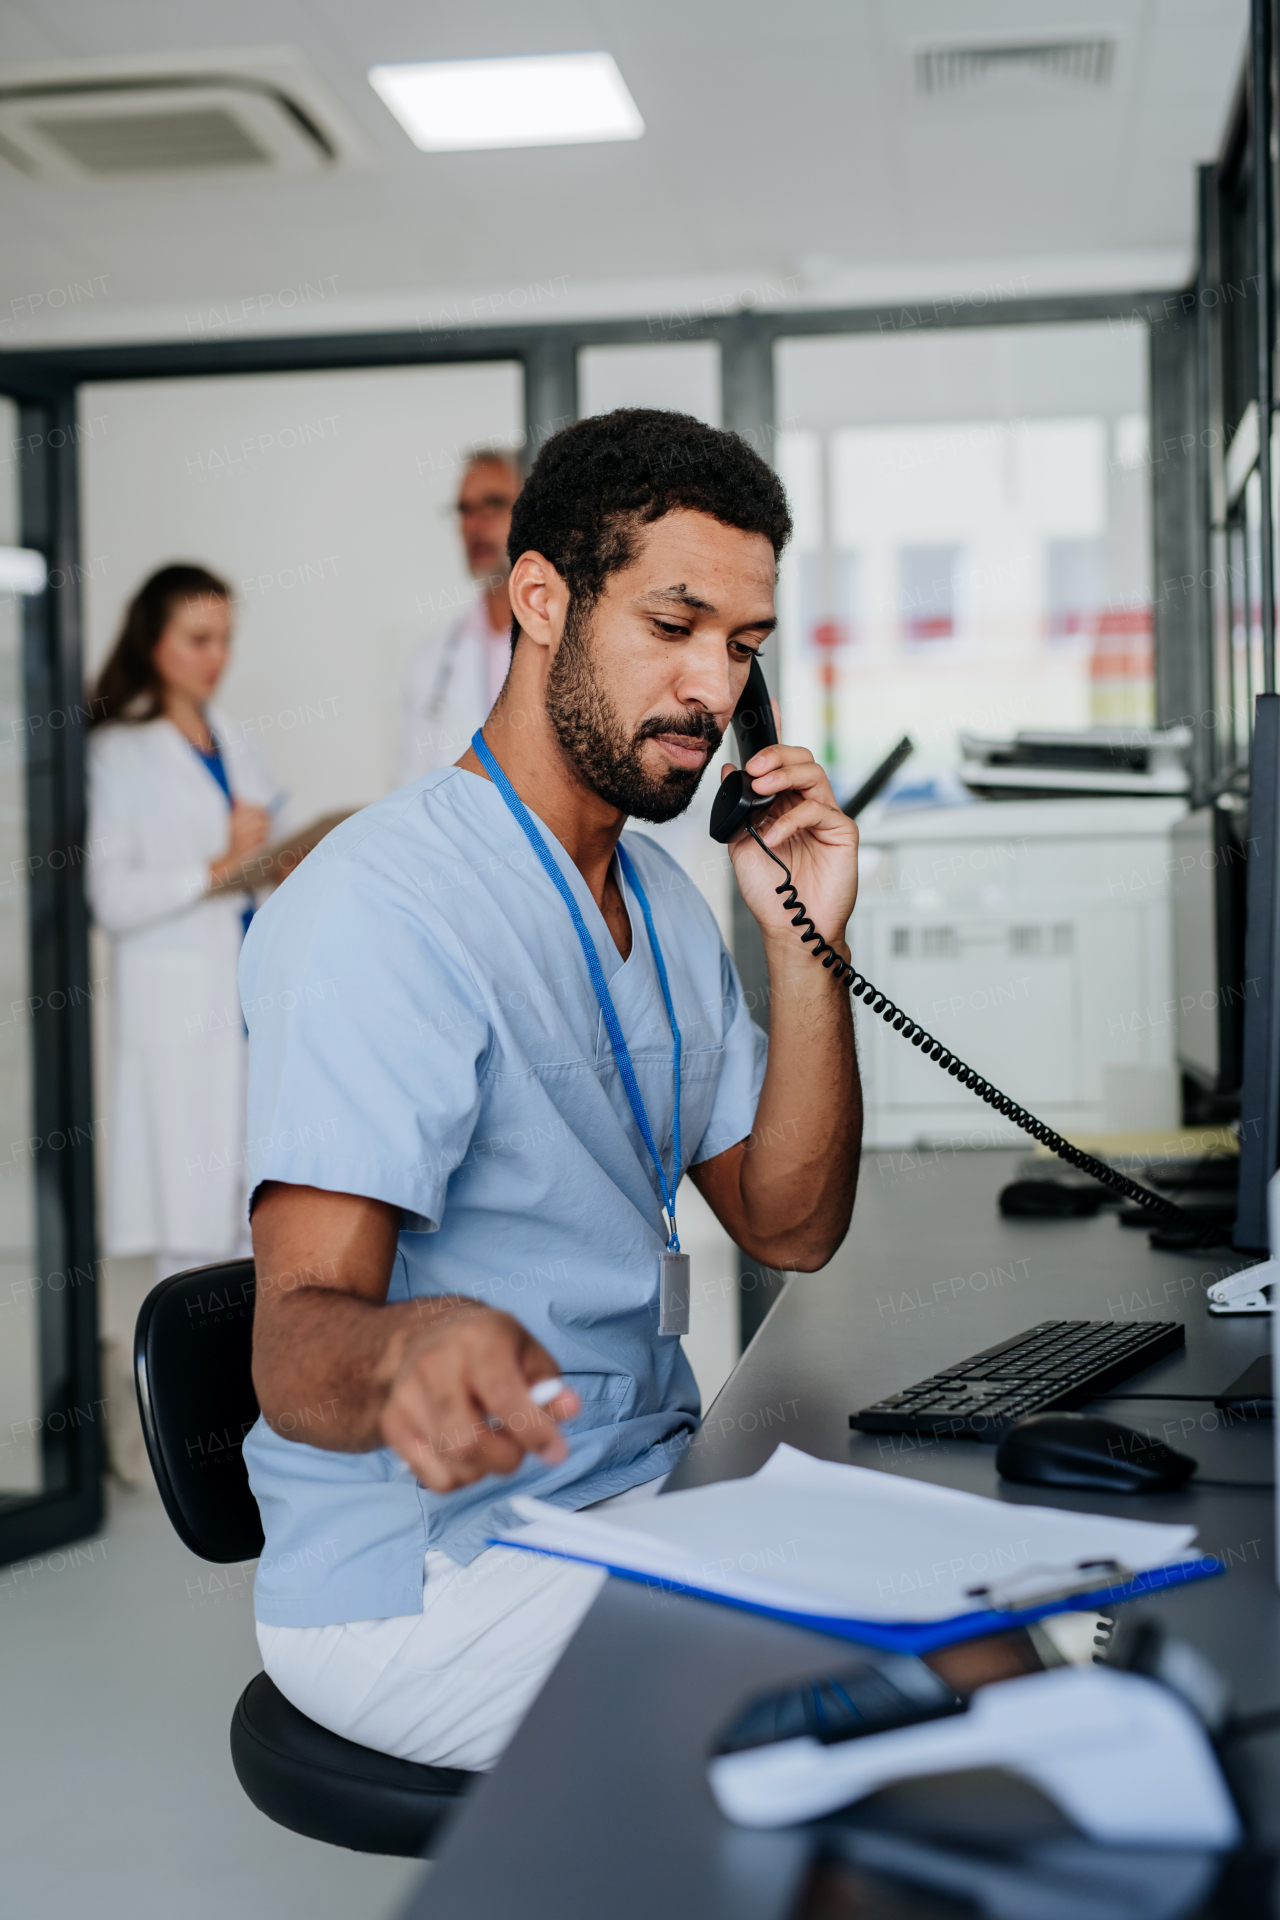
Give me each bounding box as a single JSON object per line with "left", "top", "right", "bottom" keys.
{"left": 87, "top": 564, "right": 278, "bottom": 1282}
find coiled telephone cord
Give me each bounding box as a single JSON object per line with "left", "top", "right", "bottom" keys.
{"left": 745, "top": 825, "right": 1218, "bottom": 1244}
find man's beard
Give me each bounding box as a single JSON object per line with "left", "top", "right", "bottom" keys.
{"left": 544, "top": 601, "right": 723, "bottom": 823}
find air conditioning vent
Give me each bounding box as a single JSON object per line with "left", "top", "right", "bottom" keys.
{"left": 33, "top": 107, "right": 272, "bottom": 175}
{"left": 0, "top": 48, "right": 375, "bottom": 180}
{"left": 914, "top": 38, "right": 1116, "bottom": 97}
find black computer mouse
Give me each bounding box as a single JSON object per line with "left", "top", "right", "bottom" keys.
{"left": 998, "top": 1180, "right": 1107, "bottom": 1218}
{"left": 995, "top": 1412, "right": 1197, "bottom": 1493}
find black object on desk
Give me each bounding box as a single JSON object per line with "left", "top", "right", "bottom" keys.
{"left": 995, "top": 1411, "right": 1198, "bottom": 1492}
{"left": 850, "top": 1318, "right": 1185, "bottom": 1438}
{"left": 998, "top": 1179, "right": 1109, "bottom": 1218}
{"left": 714, "top": 1657, "right": 963, "bottom": 1755}
{"left": 796, "top": 1820, "right": 1240, "bottom": 1920}
{"left": 1216, "top": 1355, "right": 1274, "bottom": 1413}
{"left": 841, "top": 734, "right": 914, "bottom": 821}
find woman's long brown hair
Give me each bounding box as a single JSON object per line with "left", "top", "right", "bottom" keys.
{"left": 89, "top": 563, "right": 231, "bottom": 727}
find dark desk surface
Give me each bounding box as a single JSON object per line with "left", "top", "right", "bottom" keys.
{"left": 406, "top": 1151, "right": 1278, "bottom": 1919}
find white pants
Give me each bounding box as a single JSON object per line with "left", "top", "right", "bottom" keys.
{"left": 256, "top": 1474, "right": 666, "bottom": 1772}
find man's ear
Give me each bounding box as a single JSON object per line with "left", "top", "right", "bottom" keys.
{"left": 508, "top": 551, "right": 567, "bottom": 655}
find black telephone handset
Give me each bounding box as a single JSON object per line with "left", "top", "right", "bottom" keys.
{"left": 709, "top": 655, "right": 779, "bottom": 847}
{"left": 705, "top": 657, "right": 1213, "bottom": 1246}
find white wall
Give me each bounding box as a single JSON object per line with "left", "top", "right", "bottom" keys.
{"left": 80, "top": 363, "right": 524, "bottom": 818}
{"left": 776, "top": 323, "right": 1149, "bottom": 430}
{"left": 579, "top": 341, "right": 722, "bottom": 427}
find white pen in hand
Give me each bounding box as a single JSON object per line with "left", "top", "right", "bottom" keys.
{"left": 486, "top": 1377, "right": 569, "bottom": 1435}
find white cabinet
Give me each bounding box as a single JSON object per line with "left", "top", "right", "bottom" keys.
{"left": 852, "top": 798, "right": 1186, "bottom": 1148}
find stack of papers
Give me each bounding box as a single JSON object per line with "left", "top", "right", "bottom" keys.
{"left": 492, "top": 1445, "right": 1220, "bottom": 1651}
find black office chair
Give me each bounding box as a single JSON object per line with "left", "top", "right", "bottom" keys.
{"left": 133, "top": 1258, "right": 479, "bottom": 1856}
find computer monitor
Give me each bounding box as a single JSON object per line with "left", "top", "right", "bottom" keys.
{"left": 1234, "top": 693, "right": 1280, "bottom": 1250}
{"left": 1172, "top": 803, "right": 1248, "bottom": 1116}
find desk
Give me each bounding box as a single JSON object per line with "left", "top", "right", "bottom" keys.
{"left": 405, "top": 1151, "right": 1279, "bottom": 1919}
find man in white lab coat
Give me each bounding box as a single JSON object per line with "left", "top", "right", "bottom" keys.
{"left": 395, "top": 448, "right": 522, "bottom": 786}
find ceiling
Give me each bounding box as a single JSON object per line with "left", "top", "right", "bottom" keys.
{"left": 0, "top": 0, "right": 1249, "bottom": 350}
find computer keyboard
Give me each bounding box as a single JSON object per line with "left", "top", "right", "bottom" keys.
{"left": 850, "top": 1318, "right": 1185, "bottom": 1439}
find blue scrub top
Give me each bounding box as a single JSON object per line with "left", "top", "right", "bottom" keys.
{"left": 241, "top": 765, "right": 767, "bottom": 1626}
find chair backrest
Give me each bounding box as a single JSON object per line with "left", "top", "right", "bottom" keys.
{"left": 134, "top": 1259, "right": 265, "bottom": 1563}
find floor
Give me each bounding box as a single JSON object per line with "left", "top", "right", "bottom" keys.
{"left": 1, "top": 1477, "right": 426, "bottom": 1919}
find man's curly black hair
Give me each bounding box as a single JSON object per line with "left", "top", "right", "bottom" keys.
{"left": 505, "top": 408, "right": 792, "bottom": 643}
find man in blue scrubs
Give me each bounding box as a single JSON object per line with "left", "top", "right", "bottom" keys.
{"left": 243, "top": 408, "right": 862, "bottom": 1769}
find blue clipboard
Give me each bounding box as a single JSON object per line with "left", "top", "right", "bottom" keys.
{"left": 494, "top": 1537, "right": 1225, "bottom": 1653}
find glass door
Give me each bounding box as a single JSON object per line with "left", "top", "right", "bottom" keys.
{"left": 0, "top": 397, "right": 40, "bottom": 1507}
{"left": 0, "top": 386, "right": 101, "bottom": 1564}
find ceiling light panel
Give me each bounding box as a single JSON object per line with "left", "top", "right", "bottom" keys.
{"left": 368, "top": 52, "right": 644, "bottom": 152}
{"left": 0, "top": 549, "right": 45, "bottom": 595}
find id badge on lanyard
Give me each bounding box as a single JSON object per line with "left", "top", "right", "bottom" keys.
{"left": 659, "top": 1250, "right": 691, "bottom": 1337}
{"left": 472, "top": 731, "right": 689, "bottom": 1337}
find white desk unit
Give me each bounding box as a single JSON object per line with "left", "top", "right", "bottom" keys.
{"left": 852, "top": 797, "right": 1188, "bottom": 1149}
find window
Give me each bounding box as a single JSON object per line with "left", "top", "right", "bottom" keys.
{"left": 1047, "top": 537, "right": 1105, "bottom": 637}
{"left": 900, "top": 544, "right": 958, "bottom": 642}
{"left": 775, "top": 322, "right": 1152, "bottom": 803}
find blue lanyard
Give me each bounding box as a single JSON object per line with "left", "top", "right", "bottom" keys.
{"left": 471, "top": 729, "right": 682, "bottom": 1250}
{"left": 190, "top": 736, "right": 232, "bottom": 804}
{"left": 189, "top": 735, "right": 254, "bottom": 948}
